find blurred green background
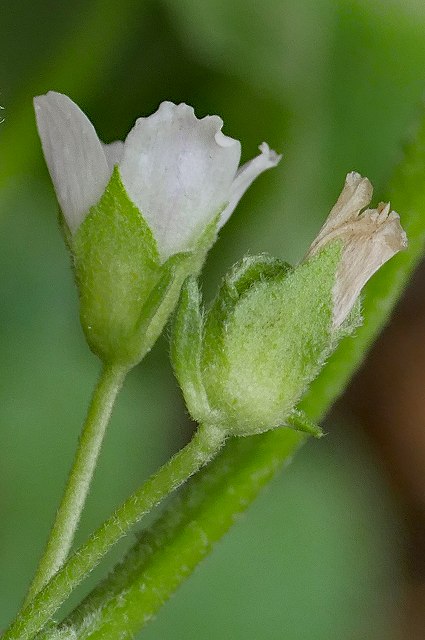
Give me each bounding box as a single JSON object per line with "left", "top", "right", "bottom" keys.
{"left": 1, "top": 0, "right": 425, "bottom": 637}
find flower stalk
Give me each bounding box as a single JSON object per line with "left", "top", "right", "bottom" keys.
{"left": 23, "top": 362, "right": 128, "bottom": 606}
{"left": 40, "top": 430, "right": 306, "bottom": 640}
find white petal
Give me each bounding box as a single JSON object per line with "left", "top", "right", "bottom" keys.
{"left": 119, "top": 101, "right": 241, "bottom": 260}
{"left": 34, "top": 92, "right": 111, "bottom": 233}
{"left": 219, "top": 142, "right": 282, "bottom": 229}
{"left": 103, "top": 140, "right": 125, "bottom": 171}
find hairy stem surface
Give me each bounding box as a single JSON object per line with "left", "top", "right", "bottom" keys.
{"left": 3, "top": 424, "right": 225, "bottom": 640}
{"left": 44, "top": 431, "right": 305, "bottom": 640}
{"left": 24, "top": 363, "right": 127, "bottom": 605}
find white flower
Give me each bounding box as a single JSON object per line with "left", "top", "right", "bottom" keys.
{"left": 307, "top": 171, "right": 407, "bottom": 328}
{"left": 34, "top": 92, "right": 281, "bottom": 261}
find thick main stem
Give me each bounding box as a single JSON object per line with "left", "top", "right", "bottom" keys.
{"left": 24, "top": 363, "right": 127, "bottom": 606}
{"left": 4, "top": 423, "right": 225, "bottom": 640}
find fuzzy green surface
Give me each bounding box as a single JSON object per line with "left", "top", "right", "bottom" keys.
{"left": 71, "top": 171, "right": 220, "bottom": 368}
{"left": 202, "top": 244, "right": 342, "bottom": 435}
{"left": 72, "top": 168, "right": 161, "bottom": 365}
{"left": 201, "top": 254, "right": 290, "bottom": 429}
{"left": 170, "top": 277, "right": 212, "bottom": 424}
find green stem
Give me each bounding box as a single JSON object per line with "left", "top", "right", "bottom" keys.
{"left": 3, "top": 423, "right": 226, "bottom": 640}
{"left": 24, "top": 363, "right": 128, "bottom": 606}
{"left": 44, "top": 431, "right": 305, "bottom": 640}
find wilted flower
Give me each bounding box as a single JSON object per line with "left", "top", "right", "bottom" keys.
{"left": 307, "top": 171, "right": 407, "bottom": 328}
{"left": 34, "top": 92, "right": 280, "bottom": 260}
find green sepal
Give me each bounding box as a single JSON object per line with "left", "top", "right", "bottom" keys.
{"left": 134, "top": 251, "right": 193, "bottom": 361}
{"left": 133, "top": 212, "right": 222, "bottom": 365}
{"left": 170, "top": 277, "right": 212, "bottom": 424}
{"left": 70, "top": 172, "right": 223, "bottom": 367}
{"left": 202, "top": 243, "right": 343, "bottom": 436}
{"left": 211, "top": 252, "right": 290, "bottom": 307}
{"left": 285, "top": 409, "right": 324, "bottom": 439}
{"left": 201, "top": 254, "right": 291, "bottom": 424}
{"left": 72, "top": 167, "right": 161, "bottom": 364}
{"left": 202, "top": 255, "right": 290, "bottom": 387}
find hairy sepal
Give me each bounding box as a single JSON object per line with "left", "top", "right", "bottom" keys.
{"left": 202, "top": 245, "right": 343, "bottom": 436}
{"left": 71, "top": 170, "right": 220, "bottom": 367}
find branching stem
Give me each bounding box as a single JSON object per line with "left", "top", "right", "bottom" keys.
{"left": 3, "top": 423, "right": 225, "bottom": 640}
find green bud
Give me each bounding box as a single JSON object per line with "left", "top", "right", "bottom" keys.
{"left": 172, "top": 247, "right": 352, "bottom": 436}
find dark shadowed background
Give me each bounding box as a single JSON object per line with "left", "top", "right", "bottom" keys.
{"left": 1, "top": 1, "right": 425, "bottom": 637}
